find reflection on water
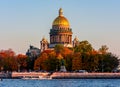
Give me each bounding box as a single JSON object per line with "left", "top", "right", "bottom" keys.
{"left": 0, "top": 79, "right": 120, "bottom": 87}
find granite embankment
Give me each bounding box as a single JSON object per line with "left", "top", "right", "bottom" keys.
{"left": 50, "top": 72, "right": 120, "bottom": 79}
{"left": 11, "top": 72, "right": 50, "bottom": 78}
{"left": 1, "top": 72, "right": 120, "bottom": 79}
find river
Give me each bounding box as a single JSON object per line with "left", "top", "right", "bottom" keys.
{"left": 0, "top": 79, "right": 120, "bottom": 87}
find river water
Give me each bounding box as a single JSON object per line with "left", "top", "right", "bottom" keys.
{"left": 0, "top": 79, "right": 120, "bottom": 87}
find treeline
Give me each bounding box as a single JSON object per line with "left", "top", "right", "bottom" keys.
{"left": 34, "top": 41, "right": 119, "bottom": 72}
{"left": 0, "top": 49, "right": 28, "bottom": 72}
{"left": 0, "top": 40, "right": 119, "bottom": 72}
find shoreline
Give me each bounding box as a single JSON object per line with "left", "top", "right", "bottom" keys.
{"left": 51, "top": 72, "right": 120, "bottom": 79}
{"left": 1, "top": 72, "right": 120, "bottom": 79}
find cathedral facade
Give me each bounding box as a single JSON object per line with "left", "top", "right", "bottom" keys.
{"left": 26, "top": 8, "right": 79, "bottom": 59}
{"left": 40, "top": 8, "right": 79, "bottom": 52}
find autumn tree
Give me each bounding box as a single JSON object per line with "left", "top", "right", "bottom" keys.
{"left": 0, "top": 49, "right": 17, "bottom": 71}
{"left": 34, "top": 50, "right": 60, "bottom": 71}
{"left": 34, "top": 50, "right": 50, "bottom": 71}
{"left": 62, "top": 47, "right": 73, "bottom": 57}
{"left": 34, "top": 56, "right": 41, "bottom": 71}
{"left": 16, "top": 54, "right": 28, "bottom": 71}
{"left": 72, "top": 53, "right": 82, "bottom": 71}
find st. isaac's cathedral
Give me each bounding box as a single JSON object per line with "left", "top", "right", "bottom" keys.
{"left": 26, "top": 8, "right": 79, "bottom": 57}
{"left": 40, "top": 8, "right": 79, "bottom": 52}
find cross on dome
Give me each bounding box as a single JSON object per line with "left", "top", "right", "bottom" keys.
{"left": 59, "top": 8, "right": 63, "bottom": 16}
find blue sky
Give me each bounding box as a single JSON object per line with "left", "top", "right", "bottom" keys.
{"left": 0, "top": 0, "right": 120, "bottom": 57}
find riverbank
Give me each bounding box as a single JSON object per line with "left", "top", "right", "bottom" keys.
{"left": 51, "top": 72, "right": 120, "bottom": 79}
{"left": 12, "top": 72, "right": 50, "bottom": 79}
{"left": 1, "top": 72, "right": 120, "bottom": 79}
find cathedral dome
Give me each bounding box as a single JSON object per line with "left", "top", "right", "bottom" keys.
{"left": 52, "top": 8, "right": 70, "bottom": 27}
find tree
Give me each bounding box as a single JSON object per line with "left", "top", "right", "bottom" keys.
{"left": 87, "top": 52, "right": 100, "bottom": 72}
{"left": 34, "top": 53, "right": 49, "bottom": 71}
{"left": 72, "top": 53, "right": 82, "bottom": 71}
{"left": 16, "top": 54, "right": 28, "bottom": 71}
{"left": 0, "top": 49, "right": 17, "bottom": 71}
{"left": 62, "top": 47, "right": 73, "bottom": 57}
{"left": 34, "top": 57, "right": 41, "bottom": 71}
{"left": 64, "top": 54, "right": 73, "bottom": 71}
{"left": 74, "top": 40, "right": 93, "bottom": 53}
{"left": 46, "top": 52, "right": 59, "bottom": 71}
{"left": 99, "top": 45, "right": 108, "bottom": 54}
{"left": 100, "top": 53, "right": 119, "bottom": 72}
{"left": 34, "top": 51, "right": 59, "bottom": 71}
{"left": 54, "top": 44, "right": 64, "bottom": 54}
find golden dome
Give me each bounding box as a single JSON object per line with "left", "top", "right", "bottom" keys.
{"left": 52, "top": 8, "right": 70, "bottom": 26}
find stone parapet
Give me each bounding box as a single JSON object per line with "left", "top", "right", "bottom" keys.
{"left": 11, "top": 72, "right": 50, "bottom": 78}
{"left": 50, "top": 72, "right": 120, "bottom": 79}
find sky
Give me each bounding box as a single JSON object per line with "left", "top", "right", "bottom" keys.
{"left": 0, "top": 0, "right": 120, "bottom": 57}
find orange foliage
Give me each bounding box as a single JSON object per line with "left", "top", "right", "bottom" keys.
{"left": 0, "top": 49, "right": 15, "bottom": 58}
{"left": 34, "top": 53, "right": 49, "bottom": 71}
{"left": 91, "top": 50, "right": 99, "bottom": 55}
{"left": 16, "top": 54, "right": 28, "bottom": 69}
{"left": 0, "top": 49, "right": 17, "bottom": 71}
{"left": 41, "top": 50, "right": 54, "bottom": 55}
{"left": 72, "top": 53, "right": 82, "bottom": 70}
{"left": 62, "top": 47, "right": 73, "bottom": 57}
{"left": 17, "top": 54, "right": 27, "bottom": 59}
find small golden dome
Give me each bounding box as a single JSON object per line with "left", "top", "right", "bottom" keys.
{"left": 52, "top": 8, "right": 70, "bottom": 26}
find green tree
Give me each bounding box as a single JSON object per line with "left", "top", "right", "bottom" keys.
{"left": 87, "top": 53, "right": 99, "bottom": 72}
{"left": 54, "top": 44, "right": 64, "bottom": 54}
{"left": 46, "top": 53, "right": 59, "bottom": 71}
{"left": 99, "top": 45, "right": 108, "bottom": 54}
{"left": 64, "top": 54, "right": 73, "bottom": 71}
{"left": 101, "top": 53, "right": 119, "bottom": 72}
{"left": 74, "top": 40, "right": 93, "bottom": 53}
